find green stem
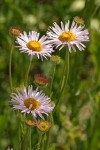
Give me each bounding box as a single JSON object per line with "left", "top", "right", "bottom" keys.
{"left": 9, "top": 41, "right": 14, "bottom": 92}
{"left": 49, "top": 63, "right": 56, "bottom": 97}
{"left": 18, "top": 120, "right": 21, "bottom": 150}
{"left": 45, "top": 131, "right": 50, "bottom": 150}
{"left": 41, "top": 134, "right": 45, "bottom": 150}
{"left": 37, "top": 132, "right": 43, "bottom": 150}
{"left": 29, "top": 127, "right": 31, "bottom": 150}
{"left": 21, "top": 123, "right": 31, "bottom": 150}
{"left": 54, "top": 49, "right": 69, "bottom": 110}
{"left": 60, "top": 50, "right": 69, "bottom": 96}
{"left": 25, "top": 59, "right": 32, "bottom": 86}
{"left": 44, "top": 113, "right": 53, "bottom": 150}
{"left": 44, "top": 64, "right": 57, "bottom": 150}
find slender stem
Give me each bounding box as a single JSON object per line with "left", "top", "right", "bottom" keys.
{"left": 49, "top": 63, "right": 56, "bottom": 97}
{"left": 21, "top": 123, "right": 31, "bottom": 150}
{"left": 18, "top": 120, "right": 21, "bottom": 150}
{"left": 25, "top": 59, "right": 32, "bottom": 86}
{"left": 29, "top": 127, "right": 31, "bottom": 150}
{"left": 45, "top": 131, "right": 50, "bottom": 150}
{"left": 20, "top": 59, "right": 32, "bottom": 150}
{"left": 9, "top": 41, "right": 14, "bottom": 92}
{"left": 54, "top": 49, "right": 69, "bottom": 110}
{"left": 44, "top": 113, "right": 53, "bottom": 150}
{"left": 37, "top": 132, "right": 43, "bottom": 150}
{"left": 41, "top": 134, "right": 45, "bottom": 150}
{"left": 44, "top": 64, "right": 57, "bottom": 150}
{"left": 60, "top": 50, "right": 69, "bottom": 96}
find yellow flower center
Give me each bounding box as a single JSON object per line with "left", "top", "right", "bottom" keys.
{"left": 58, "top": 31, "right": 76, "bottom": 42}
{"left": 24, "top": 98, "right": 40, "bottom": 110}
{"left": 26, "top": 40, "right": 42, "bottom": 52}
{"left": 37, "top": 121, "right": 50, "bottom": 132}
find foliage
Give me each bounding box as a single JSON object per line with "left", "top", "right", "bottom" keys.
{"left": 0, "top": 0, "right": 100, "bottom": 149}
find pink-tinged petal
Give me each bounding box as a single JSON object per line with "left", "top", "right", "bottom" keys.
{"left": 10, "top": 85, "right": 55, "bottom": 120}
{"left": 47, "top": 20, "right": 89, "bottom": 52}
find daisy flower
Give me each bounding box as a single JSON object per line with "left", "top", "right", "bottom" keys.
{"left": 16, "top": 31, "right": 54, "bottom": 60}
{"left": 11, "top": 85, "right": 54, "bottom": 120}
{"left": 36, "top": 120, "right": 51, "bottom": 132}
{"left": 47, "top": 20, "right": 89, "bottom": 52}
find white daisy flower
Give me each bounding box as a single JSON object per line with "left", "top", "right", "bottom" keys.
{"left": 11, "top": 85, "right": 54, "bottom": 120}
{"left": 16, "top": 31, "right": 54, "bottom": 60}
{"left": 47, "top": 20, "right": 89, "bottom": 52}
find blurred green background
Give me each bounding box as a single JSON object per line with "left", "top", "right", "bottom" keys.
{"left": 0, "top": 0, "right": 100, "bottom": 149}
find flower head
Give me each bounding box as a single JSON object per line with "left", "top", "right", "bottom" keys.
{"left": 11, "top": 85, "right": 54, "bottom": 120}
{"left": 74, "top": 16, "right": 84, "bottom": 25}
{"left": 47, "top": 20, "right": 89, "bottom": 52}
{"left": 34, "top": 74, "right": 49, "bottom": 87}
{"left": 9, "top": 27, "right": 22, "bottom": 36}
{"left": 50, "top": 55, "right": 61, "bottom": 64}
{"left": 16, "top": 31, "right": 54, "bottom": 60}
{"left": 25, "top": 118, "right": 36, "bottom": 126}
{"left": 37, "top": 120, "right": 51, "bottom": 132}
